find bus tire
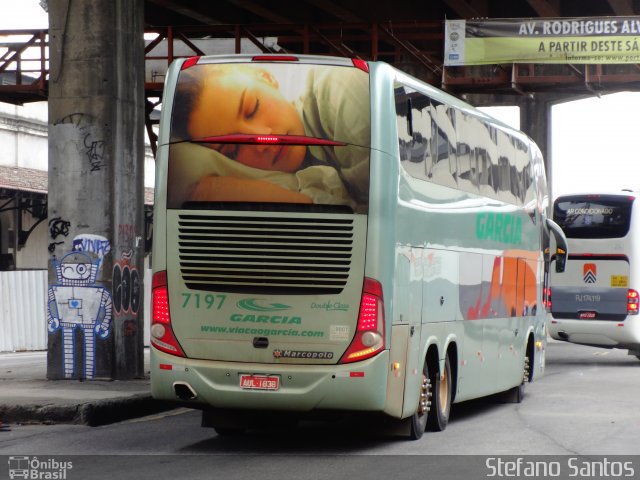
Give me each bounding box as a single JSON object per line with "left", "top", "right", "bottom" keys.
{"left": 427, "top": 354, "right": 451, "bottom": 432}
{"left": 503, "top": 383, "right": 525, "bottom": 403}
{"left": 203, "top": 408, "right": 247, "bottom": 435}
{"left": 408, "top": 364, "right": 432, "bottom": 440}
{"left": 503, "top": 355, "right": 530, "bottom": 403}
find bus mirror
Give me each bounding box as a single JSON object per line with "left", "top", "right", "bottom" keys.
{"left": 545, "top": 218, "right": 568, "bottom": 274}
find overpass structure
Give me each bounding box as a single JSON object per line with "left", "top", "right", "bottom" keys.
{"left": 1, "top": 0, "right": 639, "bottom": 379}
{"left": 2, "top": 2, "right": 640, "bottom": 152}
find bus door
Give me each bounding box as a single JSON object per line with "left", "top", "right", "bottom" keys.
{"left": 390, "top": 246, "right": 424, "bottom": 418}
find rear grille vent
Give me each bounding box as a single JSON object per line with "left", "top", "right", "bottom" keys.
{"left": 177, "top": 214, "right": 354, "bottom": 294}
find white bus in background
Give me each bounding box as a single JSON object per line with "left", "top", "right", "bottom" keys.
{"left": 548, "top": 191, "right": 640, "bottom": 358}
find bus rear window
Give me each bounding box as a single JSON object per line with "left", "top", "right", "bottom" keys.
{"left": 166, "top": 62, "right": 371, "bottom": 213}
{"left": 553, "top": 195, "right": 633, "bottom": 238}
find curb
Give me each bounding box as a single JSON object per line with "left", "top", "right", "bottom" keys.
{"left": 0, "top": 395, "right": 176, "bottom": 427}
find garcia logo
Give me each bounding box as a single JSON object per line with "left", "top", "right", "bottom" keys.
{"left": 476, "top": 213, "right": 522, "bottom": 244}
{"left": 583, "top": 263, "right": 597, "bottom": 284}
{"left": 230, "top": 314, "right": 301, "bottom": 324}
{"left": 237, "top": 298, "right": 291, "bottom": 312}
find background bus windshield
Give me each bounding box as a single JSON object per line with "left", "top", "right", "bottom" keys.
{"left": 553, "top": 195, "right": 633, "bottom": 238}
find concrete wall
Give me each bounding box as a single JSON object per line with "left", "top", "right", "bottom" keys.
{"left": 0, "top": 102, "right": 48, "bottom": 170}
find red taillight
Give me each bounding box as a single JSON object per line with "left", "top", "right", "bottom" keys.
{"left": 543, "top": 287, "right": 552, "bottom": 311}
{"left": 256, "top": 135, "right": 279, "bottom": 143}
{"left": 352, "top": 58, "right": 369, "bottom": 73}
{"left": 181, "top": 56, "right": 200, "bottom": 70}
{"left": 252, "top": 55, "right": 299, "bottom": 62}
{"left": 193, "top": 134, "right": 346, "bottom": 147}
{"left": 151, "top": 271, "right": 185, "bottom": 357}
{"left": 339, "top": 278, "right": 385, "bottom": 364}
{"left": 628, "top": 289, "right": 639, "bottom": 315}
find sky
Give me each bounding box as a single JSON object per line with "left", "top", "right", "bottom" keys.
{"left": 3, "top": 0, "right": 640, "bottom": 200}
{"left": 0, "top": 0, "right": 47, "bottom": 29}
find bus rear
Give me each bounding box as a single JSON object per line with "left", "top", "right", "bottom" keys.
{"left": 548, "top": 193, "right": 640, "bottom": 355}
{"left": 150, "top": 55, "right": 388, "bottom": 430}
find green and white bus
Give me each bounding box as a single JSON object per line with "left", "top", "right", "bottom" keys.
{"left": 549, "top": 191, "right": 640, "bottom": 357}
{"left": 150, "top": 54, "right": 567, "bottom": 439}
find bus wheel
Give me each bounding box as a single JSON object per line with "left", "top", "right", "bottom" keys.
{"left": 408, "top": 364, "right": 432, "bottom": 440}
{"left": 427, "top": 354, "right": 451, "bottom": 432}
{"left": 203, "top": 408, "right": 246, "bottom": 436}
{"left": 503, "top": 355, "right": 530, "bottom": 403}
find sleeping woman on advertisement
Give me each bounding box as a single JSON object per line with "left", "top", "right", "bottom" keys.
{"left": 167, "top": 61, "right": 370, "bottom": 212}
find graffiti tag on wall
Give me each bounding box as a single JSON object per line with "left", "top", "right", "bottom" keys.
{"left": 54, "top": 112, "right": 107, "bottom": 172}
{"left": 48, "top": 217, "right": 71, "bottom": 253}
{"left": 113, "top": 249, "right": 140, "bottom": 320}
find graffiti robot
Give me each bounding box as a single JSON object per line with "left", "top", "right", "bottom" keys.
{"left": 47, "top": 251, "right": 112, "bottom": 379}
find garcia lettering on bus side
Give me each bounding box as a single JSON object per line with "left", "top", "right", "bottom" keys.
{"left": 476, "top": 212, "right": 523, "bottom": 244}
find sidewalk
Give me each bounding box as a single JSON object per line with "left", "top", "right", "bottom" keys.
{"left": 0, "top": 348, "right": 174, "bottom": 427}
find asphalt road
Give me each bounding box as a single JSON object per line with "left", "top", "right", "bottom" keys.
{"left": 1, "top": 339, "right": 640, "bottom": 479}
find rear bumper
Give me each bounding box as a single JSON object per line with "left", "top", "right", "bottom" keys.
{"left": 151, "top": 347, "right": 390, "bottom": 412}
{"left": 548, "top": 316, "right": 640, "bottom": 349}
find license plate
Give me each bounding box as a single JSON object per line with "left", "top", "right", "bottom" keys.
{"left": 579, "top": 311, "right": 597, "bottom": 319}
{"left": 239, "top": 374, "right": 279, "bottom": 391}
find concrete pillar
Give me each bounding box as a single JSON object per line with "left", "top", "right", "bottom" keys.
{"left": 518, "top": 93, "right": 569, "bottom": 203}
{"left": 519, "top": 95, "right": 552, "bottom": 190}
{"left": 46, "top": 0, "right": 146, "bottom": 380}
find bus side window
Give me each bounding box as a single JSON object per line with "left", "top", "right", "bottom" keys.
{"left": 455, "top": 110, "right": 478, "bottom": 195}
{"left": 394, "top": 85, "right": 413, "bottom": 163}
{"left": 395, "top": 84, "right": 430, "bottom": 180}
{"left": 429, "top": 102, "right": 457, "bottom": 188}
{"left": 495, "top": 128, "right": 515, "bottom": 204}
